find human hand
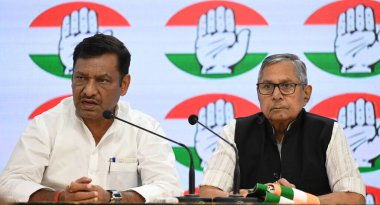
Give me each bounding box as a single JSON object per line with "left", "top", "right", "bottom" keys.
{"left": 238, "top": 189, "right": 249, "bottom": 197}
{"left": 274, "top": 178, "right": 296, "bottom": 188}
{"left": 265, "top": 178, "right": 296, "bottom": 189}
{"left": 194, "top": 99, "right": 235, "bottom": 167}
{"left": 195, "top": 6, "right": 250, "bottom": 74}
{"left": 338, "top": 98, "right": 380, "bottom": 167}
{"left": 335, "top": 4, "right": 380, "bottom": 73}
{"left": 61, "top": 177, "right": 109, "bottom": 202}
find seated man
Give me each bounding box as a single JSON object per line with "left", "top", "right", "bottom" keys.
{"left": 199, "top": 53, "right": 365, "bottom": 204}
{"left": 0, "top": 34, "right": 182, "bottom": 203}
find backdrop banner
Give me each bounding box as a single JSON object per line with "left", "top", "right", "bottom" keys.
{"left": 0, "top": 0, "right": 379, "bottom": 203}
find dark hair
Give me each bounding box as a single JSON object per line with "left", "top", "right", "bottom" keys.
{"left": 73, "top": 34, "right": 131, "bottom": 80}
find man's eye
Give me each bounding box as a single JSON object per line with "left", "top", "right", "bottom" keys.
{"left": 99, "top": 79, "right": 110, "bottom": 83}
{"left": 263, "top": 84, "right": 272, "bottom": 89}
{"left": 281, "top": 83, "right": 292, "bottom": 88}
{"left": 76, "top": 76, "right": 84, "bottom": 80}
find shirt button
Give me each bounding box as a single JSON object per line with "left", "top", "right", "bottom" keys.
{"left": 273, "top": 172, "right": 280, "bottom": 180}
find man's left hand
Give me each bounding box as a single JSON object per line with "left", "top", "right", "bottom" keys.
{"left": 273, "top": 178, "right": 296, "bottom": 188}
{"left": 61, "top": 177, "right": 109, "bottom": 203}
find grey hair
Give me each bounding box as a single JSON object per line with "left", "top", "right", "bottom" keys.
{"left": 257, "top": 53, "right": 308, "bottom": 84}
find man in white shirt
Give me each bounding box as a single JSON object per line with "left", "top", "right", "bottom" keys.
{"left": 199, "top": 53, "right": 365, "bottom": 204}
{"left": 0, "top": 34, "right": 182, "bottom": 203}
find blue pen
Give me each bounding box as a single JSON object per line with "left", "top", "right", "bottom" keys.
{"left": 108, "top": 157, "right": 116, "bottom": 173}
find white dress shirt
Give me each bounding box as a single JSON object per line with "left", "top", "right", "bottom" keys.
{"left": 201, "top": 119, "right": 366, "bottom": 197}
{"left": 0, "top": 97, "right": 183, "bottom": 202}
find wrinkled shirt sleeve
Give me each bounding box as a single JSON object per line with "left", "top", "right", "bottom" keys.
{"left": 325, "top": 122, "right": 366, "bottom": 197}
{"left": 0, "top": 118, "right": 54, "bottom": 202}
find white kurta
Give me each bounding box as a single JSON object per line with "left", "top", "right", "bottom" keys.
{"left": 0, "top": 97, "right": 183, "bottom": 202}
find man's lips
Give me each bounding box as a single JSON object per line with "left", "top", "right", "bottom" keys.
{"left": 80, "top": 98, "right": 100, "bottom": 110}
{"left": 270, "top": 107, "right": 287, "bottom": 111}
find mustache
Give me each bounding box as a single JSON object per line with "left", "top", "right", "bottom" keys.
{"left": 79, "top": 96, "right": 100, "bottom": 104}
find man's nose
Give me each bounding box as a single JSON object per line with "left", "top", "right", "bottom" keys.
{"left": 272, "top": 85, "right": 283, "bottom": 99}
{"left": 83, "top": 80, "right": 98, "bottom": 96}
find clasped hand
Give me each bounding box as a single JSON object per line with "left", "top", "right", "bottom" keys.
{"left": 59, "top": 177, "right": 110, "bottom": 203}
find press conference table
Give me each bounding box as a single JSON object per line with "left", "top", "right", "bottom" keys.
{"left": 11, "top": 197, "right": 262, "bottom": 205}
{"left": 16, "top": 202, "right": 261, "bottom": 205}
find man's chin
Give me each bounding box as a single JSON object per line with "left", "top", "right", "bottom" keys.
{"left": 269, "top": 110, "right": 289, "bottom": 120}
{"left": 77, "top": 110, "right": 102, "bottom": 120}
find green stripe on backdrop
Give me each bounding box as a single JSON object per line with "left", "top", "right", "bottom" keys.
{"left": 166, "top": 53, "right": 267, "bottom": 78}
{"left": 304, "top": 53, "right": 380, "bottom": 78}
{"left": 172, "top": 147, "right": 203, "bottom": 171}
{"left": 30, "top": 54, "right": 70, "bottom": 79}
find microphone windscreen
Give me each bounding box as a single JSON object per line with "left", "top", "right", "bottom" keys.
{"left": 188, "top": 114, "right": 198, "bottom": 125}
{"left": 103, "top": 110, "right": 114, "bottom": 119}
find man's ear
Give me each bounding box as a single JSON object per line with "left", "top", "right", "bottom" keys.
{"left": 120, "top": 74, "right": 131, "bottom": 96}
{"left": 303, "top": 85, "right": 312, "bottom": 104}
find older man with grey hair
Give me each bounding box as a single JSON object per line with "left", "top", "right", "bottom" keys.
{"left": 199, "top": 53, "right": 365, "bottom": 204}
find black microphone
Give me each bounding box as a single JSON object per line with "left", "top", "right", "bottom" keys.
{"left": 188, "top": 114, "right": 258, "bottom": 202}
{"left": 188, "top": 114, "right": 240, "bottom": 195}
{"left": 103, "top": 110, "right": 210, "bottom": 202}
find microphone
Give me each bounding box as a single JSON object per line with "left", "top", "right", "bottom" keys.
{"left": 188, "top": 114, "right": 258, "bottom": 202}
{"left": 103, "top": 110, "right": 210, "bottom": 202}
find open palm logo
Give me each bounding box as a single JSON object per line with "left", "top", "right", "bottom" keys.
{"left": 335, "top": 4, "right": 380, "bottom": 73}
{"left": 310, "top": 93, "right": 380, "bottom": 171}
{"left": 195, "top": 6, "right": 250, "bottom": 74}
{"left": 165, "top": 94, "right": 260, "bottom": 170}
{"left": 304, "top": 1, "right": 380, "bottom": 78}
{"left": 337, "top": 98, "right": 380, "bottom": 167}
{"left": 59, "top": 7, "right": 111, "bottom": 75}
{"left": 165, "top": 1, "right": 268, "bottom": 79}
{"left": 193, "top": 99, "right": 235, "bottom": 167}
{"left": 310, "top": 93, "right": 380, "bottom": 204}
{"left": 29, "top": 2, "right": 129, "bottom": 78}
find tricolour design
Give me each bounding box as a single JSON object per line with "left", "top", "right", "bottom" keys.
{"left": 166, "top": 1, "right": 268, "bottom": 78}
{"left": 166, "top": 94, "right": 260, "bottom": 170}
{"left": 304, "top": 0, "right": 380, "bottom": 77}
{"left": 29, "top": 2, "right": 130, "bottom": 78}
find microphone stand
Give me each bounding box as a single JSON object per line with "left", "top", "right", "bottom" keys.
{"left": 189, "top": 115, "right": 258, "bottom": 203}
{"left": 103, "top": 111, "right": 211, "bottom": 202}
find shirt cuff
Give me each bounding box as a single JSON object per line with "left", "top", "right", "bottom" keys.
{"left": 6, "top": 181, "right": 54, "bottom": 202}
{"left": 200, "top": 169, "right": 233, "bottom": 192}
{"left": 129, "top": 184, "right": 182, "bottom": 203}
{"left": 332, "top": 177, "right": 366, "bottom": 198}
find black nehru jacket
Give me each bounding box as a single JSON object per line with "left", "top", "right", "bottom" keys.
{"left": 235, "top": 109, "right": 334, "bottom": 195}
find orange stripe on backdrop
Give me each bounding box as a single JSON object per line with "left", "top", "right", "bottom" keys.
{"left": 166, "top": 1, "right": 268, "bottom": 26}
{"left": 30, "top": 2, "right": 130, "bottom": 27}
{"left": 305, "top": 0, "right": 380, "bottom": 25}
{"left": 28, "top": 95, "right": 72, "bottom": 120}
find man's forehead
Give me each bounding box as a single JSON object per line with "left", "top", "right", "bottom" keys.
{"left": 260, "top": 72, "right": 298, "bottom": 82}
{"left": 74, "top": 70, "right": 112, "bottom": 77}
